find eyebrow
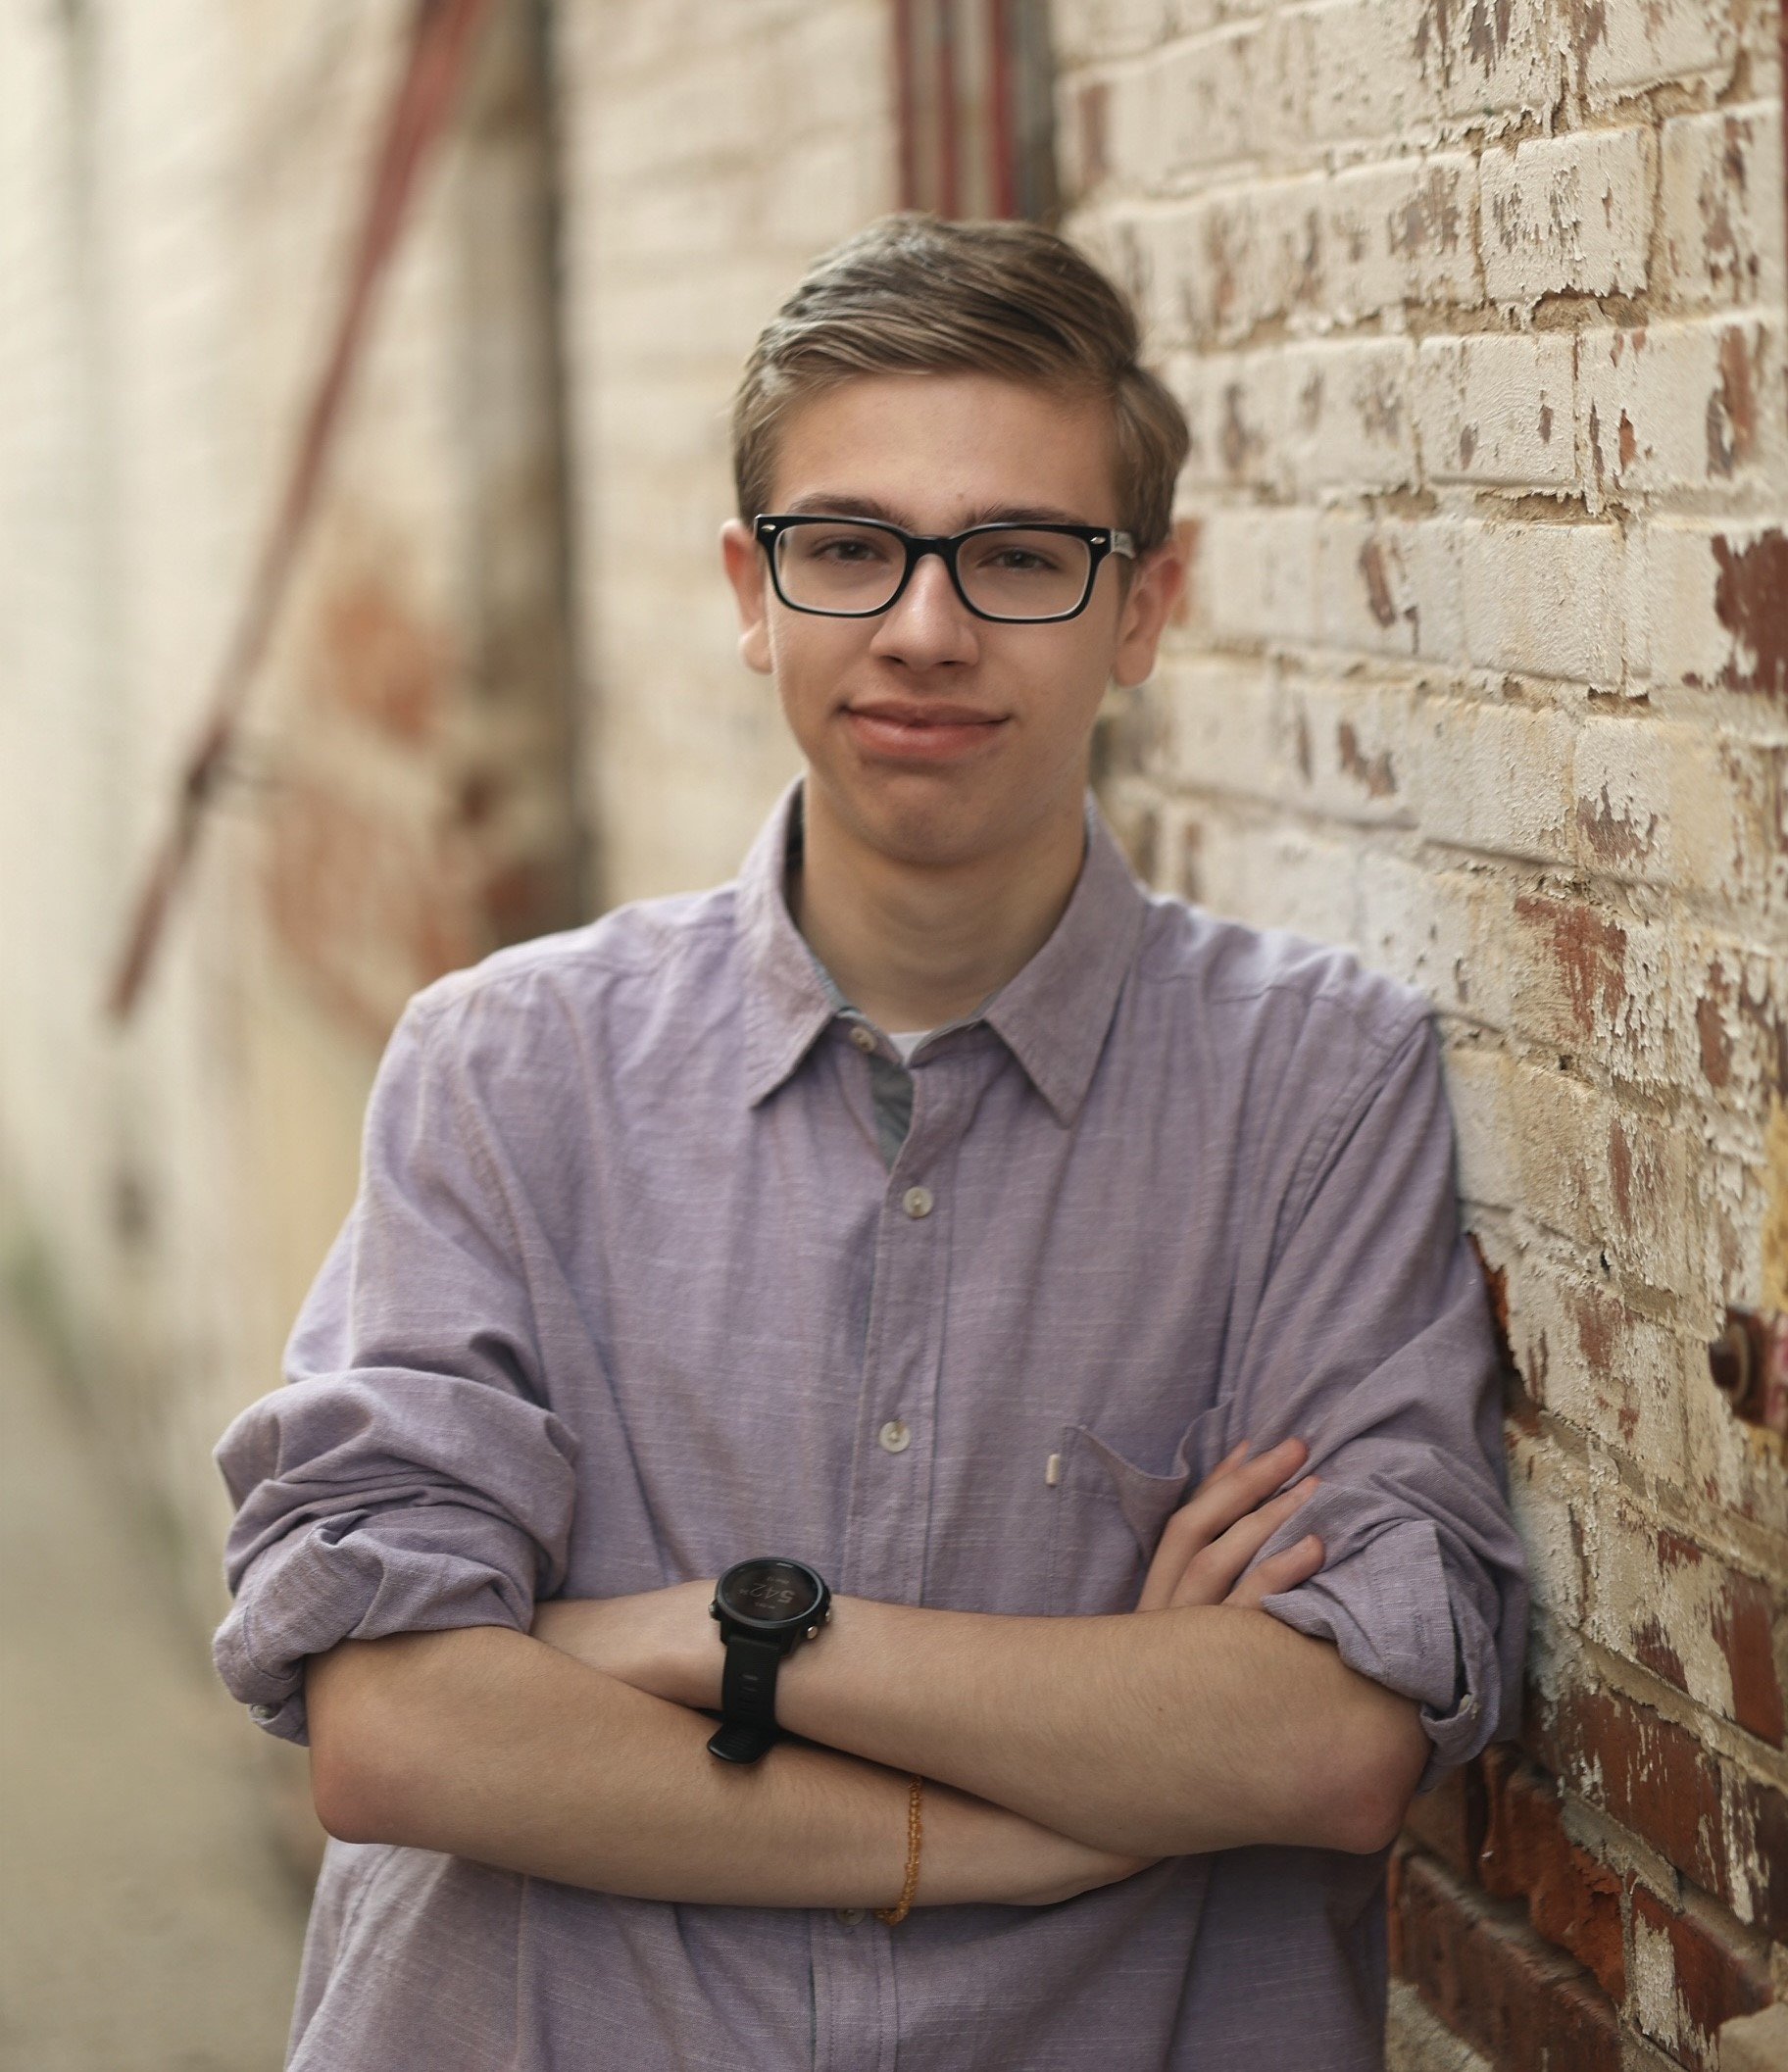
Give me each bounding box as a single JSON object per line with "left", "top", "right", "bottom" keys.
{"left": 777, "top": 494, "right": 1098, "bottom": 530}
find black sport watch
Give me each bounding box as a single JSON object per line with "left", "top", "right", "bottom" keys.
{"left": 707, "top": 1556, "right": 831, "bottom": 1763}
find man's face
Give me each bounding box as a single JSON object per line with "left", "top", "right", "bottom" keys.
{"left": 721, "top": 373, "right": 1180, "bottom": 875}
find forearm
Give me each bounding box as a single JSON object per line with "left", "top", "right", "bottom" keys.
{"left": 306, "top": 1625, "right": 1134, "bottom": 1908}
{"left": 776, "top": 1598, "right": 1426, "bottom": 1857}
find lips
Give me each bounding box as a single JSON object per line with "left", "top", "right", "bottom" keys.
{"left": 842, "top": 700, "right": 1007, "bottom": 762}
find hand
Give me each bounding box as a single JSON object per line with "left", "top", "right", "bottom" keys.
{"left": 531, "top": 1582, "right": 720, "bottom": 1709}
{"left": 1136, "top": 1436, "right": 1324, "bottom": 1613}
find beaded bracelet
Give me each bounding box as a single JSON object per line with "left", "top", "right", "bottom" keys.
{"left": 875, "top": 1775, "right": 924, "bottom": 1925}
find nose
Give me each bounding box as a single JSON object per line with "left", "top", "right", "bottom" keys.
{"left": 869, "top": 547, "right": 979, "bottom": 669}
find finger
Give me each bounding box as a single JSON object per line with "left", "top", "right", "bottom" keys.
{"left": 1138, "top": 1441, "right": 1313, "bottom": 1612}
{"left": 1166, "top": 1479, "right": 1317, "bottom": 1608}
{"left": 1225, "top": 1534, "right": 1324, "bottom": 1609}
{"left": 1149, "top": 1439, "right": 1310, "bottom": 1577}
{"left": 1189, "top": 1434, "right": 1306, "bottom": 1506}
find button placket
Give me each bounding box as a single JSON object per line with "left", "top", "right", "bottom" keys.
{"left": 838, "top": 1061, "right": 964, "bottom": 1611}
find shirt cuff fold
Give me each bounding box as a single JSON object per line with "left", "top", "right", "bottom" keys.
{"left": 213, "top": 1505, "right": 539, "bottom": 1745}
{"left": 1260, "top": 1496, "right": 1503, "bottom": 1780}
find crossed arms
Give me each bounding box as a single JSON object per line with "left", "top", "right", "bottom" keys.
{"left": 307, "top": 1437, "right": 1429, "bottom": 1915}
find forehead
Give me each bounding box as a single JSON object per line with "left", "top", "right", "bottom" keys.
{"left": 765, "top": 372, "right": 1119, "bottom": 529}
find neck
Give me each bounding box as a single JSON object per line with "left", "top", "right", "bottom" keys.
{"left": 789, "top": 786, "right": 1087, "bottom": 1032}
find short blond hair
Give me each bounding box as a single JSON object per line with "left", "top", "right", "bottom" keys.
{"left": 732, "top": 215, "right": 1189, "bottom": 551}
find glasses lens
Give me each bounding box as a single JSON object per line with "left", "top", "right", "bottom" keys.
{"left": 774, "top": 522, "right": 905, "bottom": 613}
{"left": 957, "top": 530, "right": 1092, "bottom": 619}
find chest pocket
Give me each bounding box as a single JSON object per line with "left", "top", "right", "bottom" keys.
{"left": 1044, "top": 1412, "right": 1225, "bottom": 1616}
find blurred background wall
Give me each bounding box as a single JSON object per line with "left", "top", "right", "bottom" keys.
{"left": 0, "top": 2, "right": 1784, "bottom": 2067}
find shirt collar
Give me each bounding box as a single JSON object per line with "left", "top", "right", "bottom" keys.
{"left": 737, "top": 781, "right": 1148, "bottom": 1126}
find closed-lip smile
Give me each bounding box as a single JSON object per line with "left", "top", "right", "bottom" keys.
{"left": 841, "top": 698, "right": 1008, "bottom": 762}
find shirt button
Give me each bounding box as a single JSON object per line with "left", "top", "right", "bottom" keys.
{"left": 248, "top": 1702, "right": 279, "bottom": 1725}
{"left": 835, "top": 1907, "right": 866, "bottom": 1926}
{"left": 849, "top": 1025, "right": 876, "bottom": 1053}
{"left": 878, "top": 1418, "right": 913, "bottom": 1455}
{"left": 902, "top": 1185, "right": 934, "bottom": 1219}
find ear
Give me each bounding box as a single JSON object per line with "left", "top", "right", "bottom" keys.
{"left": 720, "top": 520, "right": 773, "bottom": 676}
{"left": 1110, "top": 534, "right": 1185, "bottom": 691}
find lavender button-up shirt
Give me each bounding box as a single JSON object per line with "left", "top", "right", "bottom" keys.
{"left": 215, "top": 787, "right": 1524, "bottom": 2072}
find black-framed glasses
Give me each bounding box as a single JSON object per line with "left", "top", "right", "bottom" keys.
{"left": 754, "top": 514, "right": 1136, "bottom": 624}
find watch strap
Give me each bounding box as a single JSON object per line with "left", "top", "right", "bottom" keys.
{"left": 707, "top": 1631, "right": 785, "bottom": 1764}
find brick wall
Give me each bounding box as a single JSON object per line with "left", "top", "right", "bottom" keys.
{"left": 1057, "top": 0, "right": 1788, "bottom": 2062}
{"left": 554, "top": 0, "right": 897, "bottom": 905}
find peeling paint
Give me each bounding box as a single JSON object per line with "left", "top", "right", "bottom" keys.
{"left": 1761, "top": 1099, "right": 1788, "bottom": 1312}
{"left": 1713, "top": 532, "right": 1788, "bottom": 701}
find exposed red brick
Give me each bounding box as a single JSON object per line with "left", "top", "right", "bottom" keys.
{"left": 1710, "top": 1569, "right": 1785, "bottom": 1747}
{"left": 1466, "top": 1235, "right": 1515, "bottom": 1375}
{"left": 1708, "top": 325, "right": 1758, "bottom": 476}
{"left": 1632, "top": 1614, "right": 1690, "bottom": 1695}
{"left": 1714, "top": 530, "right": 1788, "bottom": 701}
{"left": 1513, "top": 894, "right": 1627, "bottom": 1037}
{"left": 1527, "top": 1681, "right": 1724, "bottom": 1898}
{"left": 1477, "top": 1748, "right": 1625, "bottom": 2002}
{"left": 1698, "top": 961, "right": 1735, "bottom": 1087}
{"left": 1402, "top": 1757, "right": 1487, "bottom": 1881}
{"left": 1735, "top": 1773, "right": 1788, "bottom": 1939}
{"left": 1531, "top": 1679, "right": 1788, "bottom": 1940}
{"left": 1629, "top": 1882, "right": 1772, "bottom": 2072}
{"left": 318, "top": 573, "right": 448, "bottom": 743}
{"left": 1391, "top": 1843, "right": 1621, "bottom": 2072}
{"left": 1576, "top": 783, "right": 1658, "bottom": 864}
{"left": 1336, "top": 718, "right": 1396, "bottom": 796}
{"left": 1359, "top": 538, "right": 1397, "bottom": 627}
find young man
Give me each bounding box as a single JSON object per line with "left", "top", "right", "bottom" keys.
{"left": 216, "top": 216, "right": 1524, "bottom": 2070}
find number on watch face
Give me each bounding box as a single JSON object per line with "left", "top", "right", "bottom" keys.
{"left": 727, "top": 1559, "right": 818, "bottom": 1622}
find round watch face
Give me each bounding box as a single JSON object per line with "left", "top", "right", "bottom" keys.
{"left": 720, "top": 1557, "right": 823, "bottom": 1627}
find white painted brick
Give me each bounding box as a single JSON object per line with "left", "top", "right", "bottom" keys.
{"left": 1570, "top": 715, "right": 1766, "bottom": 901}
{"left": 1508, "top": 1428, "right": 1589, "bottom": 1627}
{"left": 1280, "top": 677, "right": 1414, "bottom": 821}
{"left": 1504, "top": 1254, "right": 1688, "bottom": 1467}
{"left": 1170, "top": 336, "right": 1417, "bottom": 497}
{"left": 1658, "top": 103, "right": 1785, "bottom": 311}
{"left": 1050, "top": 0, "right": 1176, "bottom": 65}
{"left": 1279, "top": 337, "right": 1418, "bottom": 492}
{"left": 1200, "top": 505, "right": 1321, "bottom": 647}
{"left": 1576, "top": 0, "right": 1737, "bottom": 102}
{"left": 1462, "top": 519, "right": 1625, "bottom": 685}
{"left": 1412, "top": 692, "right": 1577, "bottom": 862}
{"left": 1323, "top": 153, "right": 1481, "bottom": 321}
{"left": 1641, "top": 520, "right": 1785, "bottom": 697}
{"left": 1157, "top": 653, "right": 1284, "bottom": 795}
{"left": 1480, "top": 127, "right": 1655, "bottom": 306}
{"left": 1190, "top": 816, "right": 1362, "bottom": 945}
{"left": 1580, "top": 319, "right": 1787, "bottom": 506}
{"left": 1358, "top": 853, "right": 1509, "bottom": 1025}
{"left": 1131, "top": 176, "right": 1327, "bottom": 347}
{"left": 1272, "top": 0, "right": 1448, "bottom": 149}
{"left": 1408, "top": 0, "right": 1557, "bottom": 126}
{"left": 1136, "top": 153, "right": 1480, "bottom": 346}
{"left": 1316, "top": 513, "right": 1422, "bottom": 659}
{"left": 1415, "top": 331, "right": 1576, "bottom": 488}
{"left": 1136, "top": 23, "right": 1272, "bottom": 182}
{"left": 1508, "top": 895, "right": 1682, "bottom": 1088}
{"left": 1443, "top": 1044, "right": 1521, "bottom": 1207}
{"left": 1511, "top": 1065, "right": 1698, "bottom": 1295}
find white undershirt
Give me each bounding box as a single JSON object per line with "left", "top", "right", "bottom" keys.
{"left": 887, "top": 1030, "right": 931, "bottom": 1063}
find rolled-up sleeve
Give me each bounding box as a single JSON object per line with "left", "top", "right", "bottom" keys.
{"left": 1243, "top": 1011, "right": 1527, "bottom": 1779}
{"left": 213, "top": 997, "right": 579, "bottom": 1743}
